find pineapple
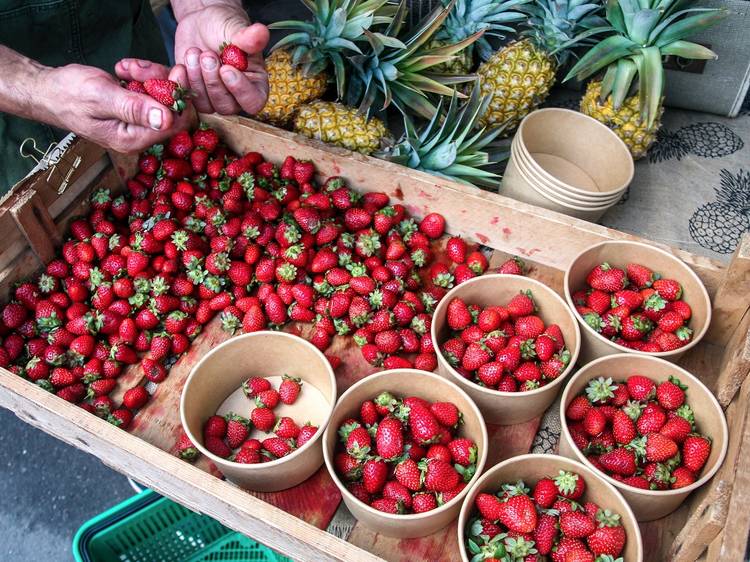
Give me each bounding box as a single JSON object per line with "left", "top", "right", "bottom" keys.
{"left": 477, "top": 0, "right": 606, "bottom": 131}
{"left": 580, "top": 81, "right": 660, "bottom": 160}
{"left": 257, "top": 50, "right": 328, "bottom": 126}
{"left": 293, "top": 101, "right": 389, "bottom": 154}
{"left": 260, "top": 0, "right": 394, "bottom": 125}
{"left": 378, "top": 83, "right": 509, "bottom": 187}
{"left": 430, "top": 0, "right": 530, "bottom": 74}
{"left": 346, "top": 0, "right": 484, "bottom": 119}
{"left": 566, "top": 0, "right": 726, "bottom": 159}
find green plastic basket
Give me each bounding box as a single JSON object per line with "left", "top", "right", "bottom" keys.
{"left": 73, "top": 490, "right": 288, "bottom": 562}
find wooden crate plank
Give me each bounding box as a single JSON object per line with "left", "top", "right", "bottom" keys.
{"left": 669, "top": 480, "right": 730, "bottom": 561}
{"left": 9, "top": 188, "right": 61, "bottom": 264}
{"left": 0, "top": 370, "right": 381, "bottom": 562}
{"left": 706, "top": 234, "right": 750, "bottom": 347}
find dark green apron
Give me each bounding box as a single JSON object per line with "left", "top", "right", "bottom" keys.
{"left": 0, "top": 0, "right": 168, "bottom": 193}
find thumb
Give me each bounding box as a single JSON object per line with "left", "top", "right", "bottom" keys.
{"left": 229, "top": 22, "right": 270, "bottom": 55}
{"left": 110, "top": 88, "right": 175, "bottom": 131}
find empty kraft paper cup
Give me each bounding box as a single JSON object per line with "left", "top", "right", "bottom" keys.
{"left": 563, "top": 240, "right": 712, "bottom": 363}
{"left": 512, "top": 135, "right": 625, "bottom": 205}
{"left": 323, "top": 369, "right": 488, "bottom": 538}
{"left": 181, "top": 331, "right": 337, "bottom": 492}
{"left": 558, "top": 354, "right": 728, "bottom": 521}
{"left": 432, "top": 274, "right": 581, "bottom": 425}
{"left": 515, "top": 108, "right": 634, "bottom": 198}
{"left": 458, "top": 454, "right": 643, "bottom": 561}
{"left": 503, "top": 154, "right": 616, "bottom": 222}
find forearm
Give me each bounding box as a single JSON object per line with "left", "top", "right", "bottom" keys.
{"left": 0, "top": 45, "right": 55, "bottom": 124}
{"left": 171, "top": 0, "right": 243, "bottom": 21}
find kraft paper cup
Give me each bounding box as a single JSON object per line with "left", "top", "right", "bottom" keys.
{"left": 515, "top": 108, "right": 634, "bottom": 198}
{"left": 559, "top": 354, "right": 728, "bottom": 521}
{"left": 503, "top": 154, "right": 617, "bottom": 222}
{"left": 181, "top": 331, "right": 336, "bottom": 492}
{"left": 432, "top": 274, "right": 581, "bottom": 425}
{"left": 323, "top": 369, "right": 488, "bottom": 538}
{"left": 458, "top": 454, "right": 643, "bottom": 562}
{"left": 563, "top": 240, "right": 712, "bottom": 363}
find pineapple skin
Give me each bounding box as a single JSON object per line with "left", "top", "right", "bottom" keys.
{"left": 293, "top": 101, "right": 388, "bottom": 155}
{"left": 428, "top": 39, "right": 474, "bottom": 74}
{"left": 581, "top": 80, "right": 661, "bottom": 160}
{"left": 256, "top": 50, "right": 328, "bottom": 126}
{"left": 476, "top": 39, "right": 556, "bottom": 132}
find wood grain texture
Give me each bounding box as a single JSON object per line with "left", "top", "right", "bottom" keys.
{"left": 706, "top": 234, "right": 750, "bottom": 347}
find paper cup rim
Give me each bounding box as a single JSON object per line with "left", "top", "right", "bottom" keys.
{"left": 559, "top": 353, "right": 729, "bottom": 497}
{"left": 180, "top": 331, "right": 336, "bottom": 469}
{"left": 563, "top": 240, "right": 712, "bottom": 357}
{"left": 432, "top": 274, "right": 581, "bottom": 398}
{"left": 322, "top": 368, "right": 489, "bottom": 522}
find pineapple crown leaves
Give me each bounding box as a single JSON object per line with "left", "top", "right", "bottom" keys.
{"left": 565, "top": 0, "right": 727, "bottom": 125}
{"left": 585, "top": 376, "right": 618, "bottom": 403}
{"left": 377, "top": 83, "right": 509, "bottom": 189}
{"left": 345, "top": 0, "right": 485, "bottom": 120}
{"left": 715, "top": 169, "right": 750, "bottom": 211}
{"left": 522, "top": 0, "right": 609, "bottom": 66}
{"left": 434, "top": 0, "right": 531, "bottom": 61}
{"left": 269, "top": 0, "right": 396, "bottom": 98}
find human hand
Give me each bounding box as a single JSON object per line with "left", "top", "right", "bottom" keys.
{"left": 173, "top": 2, "right": 269, "bottom": 115}
{"left": 38, "top": 63, "right": 191, "bottom": 153}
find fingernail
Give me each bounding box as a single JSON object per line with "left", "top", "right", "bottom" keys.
{"left": 136, "top": 60, "right": 151, "bottom": 68}
{"left": 222, "top": 69, "right": 238, "bottom": 84}
{"left": 121, "top": 60, "right": 130, "bottom": 70}
{"left": 148, "top": 108, "right": 163, "bottom": 130}
{"left": 187, "top": 53, "right": 199, "bottom": 68}
{"left": 202, "top": 57, "right": 217, "bottom": 71}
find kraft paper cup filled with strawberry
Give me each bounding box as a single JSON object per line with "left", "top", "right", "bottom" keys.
{"left": 323, "top": 369, "right": 488, "bottom": 538}
{"left": 432, "top": 274, "right": 581, "bottom": 425}
{"left": 564, "top": 240, "right": 711, "bottom": 363}
{"left": 181, "top": 331, "right": 336, "bottom": 492}
{"left": 559, "top": 354, "right": 728, "bottom": 521}
{"left": 458, "top": 454, "right": 642, "bottom": 562}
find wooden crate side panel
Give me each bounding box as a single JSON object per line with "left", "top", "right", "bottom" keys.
{"left": 0, "top": 369, "right": 381, "bottom": 562}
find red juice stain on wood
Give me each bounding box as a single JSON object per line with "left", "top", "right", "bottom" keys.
{"left": 331, "top": 163, "right": 341, "bottom": 174}
{"left": 475, "top": 232, "right": 490, "bottom": 244}
{"left": 517, "top": 247, "right": 542, "bottom": 257}
{"left": 393, "top": 187, "right": 404, "bottom": 200}
{"left": 503, "top": 227, "right": 512, "bottom": 236}
{"left": 490, "top": 216, "right": 500, "bottom": 225}
{"left": 418, "top": 189, "right": 435, "bottom": 200}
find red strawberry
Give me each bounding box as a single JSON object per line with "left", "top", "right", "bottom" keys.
{"left": 412, "top": 492, "right": 438, "bottom": 513}
{"left": 250, "top": 407, "right": 276, "bottom": 432}
{"left": 108, "top": 408, "right": 133, "bottom": 429}
{"left": 656, "top": 376, "right": 686, "bottom": 410}
{"left": 418, "top": 213, "right": 445, "bottom": 239}
{"left": 255, "top": 388, "right": 280, "bottom": 409}
{"left": 659, "top": 414, "right": 692, "bottom": 443}
{"left": 297, "top": 424, "right": 318, "bottom": 447}
{"left": 475, "top": 492, "right": 504, "bottom": 519}
{"left": 445, "top": 237, "right": 467, "bottom": 263}
{"left": 626, "top": 374, "right": 655, "bottom": 400}
{"left": 219, "top": 42, "right": 248, "bottom": 71}
{"left": 599, "top": 448, "right": 636, "bottom": 476}
{"left": 177, "top": 432, "right": 199, "bottom": 460}
{"left": 143, "top": 79, "right": 188, "bottom": 113}
{"left": 370, "top": 497, "right": 403, "bottom": 514}
{"left": 555, "top": 470, "right": 585, "bottom": 500}
{"left": 682, "top": 434, "right": 711, "bottom": 473}
{"left": 278, "top": 374, "right": 302, "bottom": 405}
{"left": 420, "top": 458, "right": 460, "bottom": 492}
{"left": 612, "top": 410, "right": 636, "bottom": 444}
{"left": 204, "top": 415, "right": 228, "bottom": 438}
{"left": 394, "top": 458, "right": 423, "bottom": 491}
{"left": 225, "top": 414, "right": 250, "bottom": 448}
{"left": 653, "top": 278, "right": 682, "bottom": 301}
{"left": 560, "top": 510, "right": 596, "bottom": 538}
{"left": 123, "top": 386, "right": 149, "bottom": 409}
{"left": 587, "top": 511, "right": 626, "bottom": 557}
{"left": 498, "top": 494, "right": 537, "bottom": 534}
{"left": 375, "top": 416, "right": 404, "bottom": 459}
{"left": 362, "top": 458, "right": 388, "bottom": 494}
{"left": 534, "top": 513, "right": 559, "bottom": 555}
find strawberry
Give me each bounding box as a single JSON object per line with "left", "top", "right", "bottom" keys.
{"left": 203, "top": 415, "right": 227, "bottom": 438}
{"left": 255, "top": 388, "right": 280, "bottom": 409}
{"left": 636, "top": 402, "right": 666, "bottom": 434}
{"left": 108, "top": 408, "right": 133, "bottom": 429}
{"left": 250, "top": 407, "right": 276, "bottom": 432}
{"left": 555, "top": 469, "right": 585, "bottom": 500}
{"left": 376, "top": 416, "right": 404, "bottom": 459}
{"left": 659, "top": 414, "right": 692, "bottom": 443}
{"left": 682, "top": 435, "right": 711, "bottom": 473}
{"left": 420, "top": 458, "right": 460, "bottom": 492}
{"left": 382, "top": 481, "right": 413, "bottom": 510}
{"left": 653, "top": 278, "right": 682, "bottom": 301}
{"left": 612, "top": 410, "right": 636, "bottom": 444}
{"left": 475, "top": 492, "right": 504, "bottom": 519}
{"left": 297, "top": 424, "right": 318, "bottom": 447}
{"left": 408, "top": 403, "right": 441, "bottom": 445}
{"left": 534, "top": 513, "right": 559, "bottom": 555}
{"left": 370, "top": 497, "right": 403, "bottom": 514}
{"left": 626, "top": 263, "right": 654, "bottom": 288}
{"left": 507, "top": 290, "right": 535, "bottom": 317}
{"left": 143, "top": 79, "right": 188, "bottom": 113}
{"left": 412, "top": 492, "right": 438, "bottom": 513}
{"left": 177, "top": 432, "right": 199, "bottom": 460}
{"left": 599, "top": 448, "right": 637, "bottom": 476}
{"left": 655, "top": 376, "right": 686, "bottom": 410}
{"left": 560, "top": 510, "right": 596, "bottom": 538}
{"left": 123, "top": 386, "right": 149, "bottom": 409}
{"left": 499, "top": 494, "right": 537, "bottom": 534}
{"left": 142, "top": 357, "right": 167, "bottom": 382}
{"left": 418, "top": 213, "right": 445, "bottom": 239}
{"left": 395, "top": 458, "right": 423, "bottom": 491}
{"left": 586, "top": 510, "right": 626, "bottom": 557}
{"left": 225, "top": 414, "right": 250, "bottom": 448}
{"left": 205, "top": 435, "right": 232, "bottom": 458}
{"left": 278, "top": 374, "right": 302, "bottom": 405}
{"left": 362, "top": 458, "right": 388, "bottom": 494}
{"left": 219, "top": 42, "right": 248, "bottom": 71}
{"left": 566, "top": 395, "right": 592, "bottom": 421}
{"left": 588, "top": 263, "right": 627, "bottom": 292}
{"left": 626, "top": 374, "right": 655, "bottom": 400}
{"left": 445, "top": 237, "right": 467, "bottom": 263}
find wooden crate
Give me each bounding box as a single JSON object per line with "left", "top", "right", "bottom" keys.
{"left": 0, "top": 115, "right": 748, "bottom": 562}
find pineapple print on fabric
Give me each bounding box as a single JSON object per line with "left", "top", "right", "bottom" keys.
{"left": 689, "top": 169, "right": 750, "bottom": 254}
{"left": 649, "top": 123, "right": 744, "bottom": 163}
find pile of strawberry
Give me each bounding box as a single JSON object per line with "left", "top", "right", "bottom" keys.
{"left": 0, "top": 124, "right": 486, "bottom": 430}
{"left": 566, "top": 374, "right": 712, "bottom": 490}
{"left": 333, "top": 391, "right": 478, "bottom": 514}
{"left": 572, "top": 262, "right": 694, "bottom": 352}
{"left": 439, "top": 292, "right": 570, "bottom": 392}
{"left": 200, "top": 374, "right": 317, "bottom": 463}
{"left": 465, "top": 471, "right": 627, "bottom": 561}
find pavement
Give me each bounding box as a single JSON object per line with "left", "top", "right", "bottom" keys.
{"left": 0, "top": 408, "right": 133, "bottom": 561}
